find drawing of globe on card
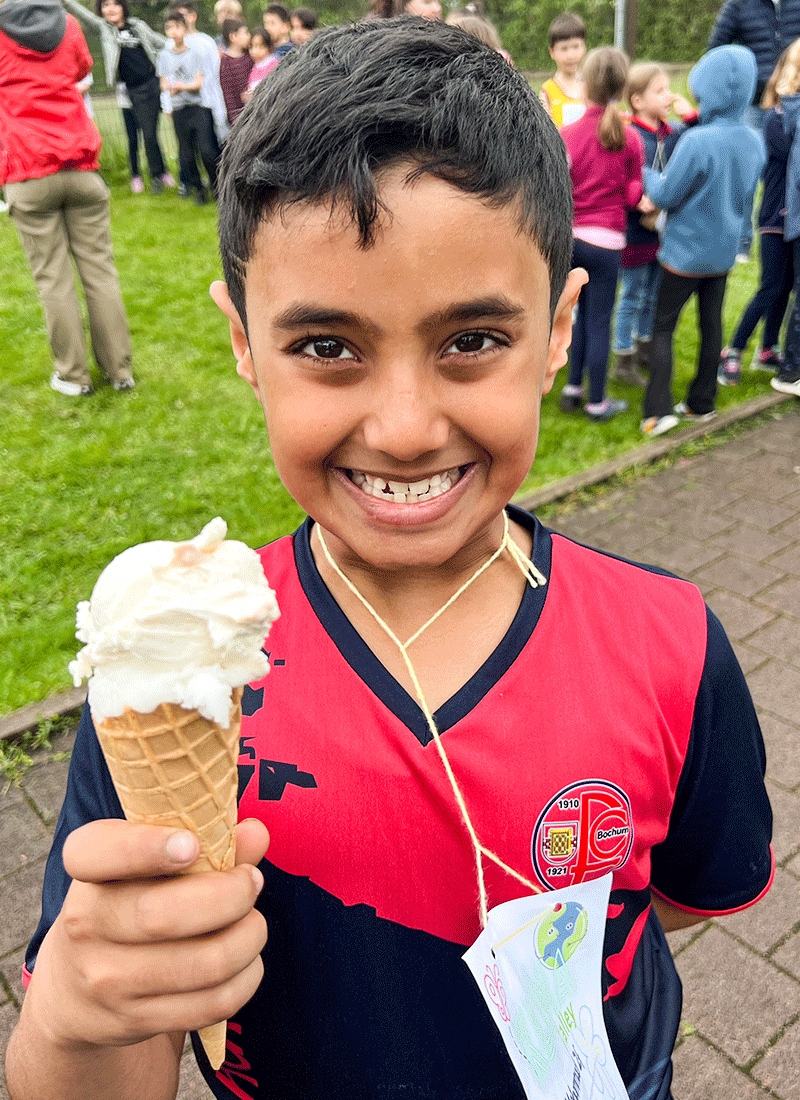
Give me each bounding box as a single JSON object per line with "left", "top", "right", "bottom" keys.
{"left": 535, "top": 901, "right": 588, "bottom": 969}
{"left": 463, "top": 873, "right": 627, "bottom": 1100}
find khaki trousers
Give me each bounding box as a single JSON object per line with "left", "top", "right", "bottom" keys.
{"left": 6, "top": 171, "right": 132, "bottom": 386}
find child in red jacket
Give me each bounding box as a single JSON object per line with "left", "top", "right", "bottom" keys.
{"left": 0, "top": 0, "right": 134, "bottom": 396}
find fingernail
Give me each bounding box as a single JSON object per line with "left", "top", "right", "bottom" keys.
{"left": 250, "top": 866, "right": 264, "bottom": 893}
{"left": 166, "top": 831, "right": 197, "bottom": 863}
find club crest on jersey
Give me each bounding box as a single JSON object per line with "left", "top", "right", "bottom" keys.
{"left": 531, "top": 780, "right": 633, "bottom": 889}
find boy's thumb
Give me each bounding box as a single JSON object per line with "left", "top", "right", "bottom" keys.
{"left": 234, "top": 818, "right": 270, "bottom": 868}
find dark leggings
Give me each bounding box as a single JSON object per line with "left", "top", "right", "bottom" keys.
{"left": 730, "top": 232, "right": 794, "bottom": 350}
{"left": 783, "top": 236, "right": 800, "bottom": 370}
{"left": 127, "top": 77, "right": 166, "bottom": 180}
{"left": 121, "top": 105, "right": 140, "bottom": 179}
{"left": 644, "top": 266, "right": 728, "bottom": 418}
{"left": 568, "top": 237, "right": 621, "bottom": 404}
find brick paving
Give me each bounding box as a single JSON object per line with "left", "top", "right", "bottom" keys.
{"left": 1, "top": 404, "right": 799, "bottom": 1099}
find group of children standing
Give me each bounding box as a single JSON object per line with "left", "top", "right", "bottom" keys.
{"left": 69, "top": 0, "right": 317, "bottom": 205}
{"left": 544, "top": 11, "right": 800, "bottom": 429}
{"left": 157, "top": 2, "right": 317, "bottom": 203}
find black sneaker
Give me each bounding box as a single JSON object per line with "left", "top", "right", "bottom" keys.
{"left": 559, "top": 390, "right": 583, "bottom": 412}
{"left": 195, "top": 188, "right": 209, "bottom": 205}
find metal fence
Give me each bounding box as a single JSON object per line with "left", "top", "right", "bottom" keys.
{"left": 90, "top": 93, "right": 180, "bottom": 168}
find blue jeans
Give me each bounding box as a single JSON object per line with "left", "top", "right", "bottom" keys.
{"left": 739, "top": 105, "right": 768, "bottom": 256}
{"left": 613, "top": 260, "right": 661, "bottom": 351}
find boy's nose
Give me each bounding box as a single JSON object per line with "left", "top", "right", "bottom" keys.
{"left": 361, "top": 371, "right": 450, "bottom": 461}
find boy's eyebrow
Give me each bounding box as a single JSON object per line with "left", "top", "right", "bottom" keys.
{"left": 272, "top": 305, "right": 380, "bottom": 336}
{"left": 420, "top": 297, "right": 525, "bottom": 330}
{"left": 272, "top": 297, "right": 524, "bottom": 334}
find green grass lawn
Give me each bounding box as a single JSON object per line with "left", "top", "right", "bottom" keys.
{"left": 0, "top": 131, "right": 770, "bottom": 714}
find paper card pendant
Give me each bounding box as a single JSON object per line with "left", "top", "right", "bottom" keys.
{"left": 463, "top": 873, "right": 627, "bottom": 1100}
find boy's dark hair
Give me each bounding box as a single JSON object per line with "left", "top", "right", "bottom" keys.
{"left": 174, "top": 0, "right": 197, "bottom": 11}
{"left": 218, "top": 18, "right": 572, "bottom": 331}
{"left": 264, "top": 3, "right": 291, "bottom": 23}
{"left": 292, "top": 6, "right": 318, "bottom": 29}
{"left": 222, "top": 16, "right": 246, "bottom": 41}
{"left": 250, "top": 26, "right": 273, "bottom": 46}
{"left": 164, "top": 9, "right": 187, "bottom": 25}
{"left": 548, "top": 12, "right": 585, "bottom": 47}
{"left": 96, "top": 0, "right": 129, "bottom": 17}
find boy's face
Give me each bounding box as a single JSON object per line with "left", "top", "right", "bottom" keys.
{"left": 264, "top": 11, "right": 290, "bottom": 43}
{"left": 404, "top": 0, "right": 442, "bottom": 18}
{"left": 549, "top": 36, "right": 585, "bottom": 77}
{"left": 231, "top": 25, "right": 251, "bottom": 49}
{"left": 250, "top": 34, "right": 270, "bottom": 60}
{"left": 174, "top": 5, "right": 196, "bottom": 29}
{"left": 214, "top": 169, "right": 583, "bottom": 577}
{"left": 165, "top": 20, "right": 186, "bottom": 45}
{"left": 100, "top": 0, "right": 125, "bottom": 26}
{"left": 290, "top": 15, "right": 313, "bottom": 44}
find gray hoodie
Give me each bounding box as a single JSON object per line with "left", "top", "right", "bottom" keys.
{"left": 0, "top": 0, "right": 66, "bottom": 52}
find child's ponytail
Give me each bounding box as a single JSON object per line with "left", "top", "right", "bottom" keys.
{"left": 598, "top": 101, "right": 625, "bottom": 151}
{"left": 582, "top": 46, "right": 629, "bottom": 152}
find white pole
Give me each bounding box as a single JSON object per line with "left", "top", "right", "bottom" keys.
{"left": 614, "top": 0, "right": 626, "bottom": 51}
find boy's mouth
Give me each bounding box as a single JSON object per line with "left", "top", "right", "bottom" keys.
{"left": 346, "top": 465, "right": 469, "bottom": 504}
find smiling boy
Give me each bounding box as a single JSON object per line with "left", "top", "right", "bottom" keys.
{"left": 7, "top": 18, "right": 772, "bottom": 1100}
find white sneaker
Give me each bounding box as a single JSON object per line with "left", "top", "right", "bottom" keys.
{"left": 771, "top": 372, "right": 800, "bottom": 396}
{"left": 112, "top": 376, "right": 135, "bottom": 391}
{"left": 641, "top": 414, "right": 680, "bottom": 436}
{"left": 50, "top": 372, "right": 93, "bottom": 396}
{"left": 735, "top": 252, "right": 750, "bottom": 264}
{"left": 674, "top": 401, "right": 718, "bottom": 423}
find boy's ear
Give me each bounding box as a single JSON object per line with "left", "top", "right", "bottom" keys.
{"left": 544, "top": 267, "right": 588, "bottom": 394}
{"left": 209, "top": 280, "right": 259, "bottom": 394}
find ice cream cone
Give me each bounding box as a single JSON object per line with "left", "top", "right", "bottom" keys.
{"left": 94, "top": 687, "right": 244, "bottom": 1070}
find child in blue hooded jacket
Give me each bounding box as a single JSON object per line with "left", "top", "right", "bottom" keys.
{"left": 640, "top": 45, "right": 766, "bottom": 436}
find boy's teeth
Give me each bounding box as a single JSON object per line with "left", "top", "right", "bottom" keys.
{"left": 351, "top": 466, "right": 464, "bottom": 502}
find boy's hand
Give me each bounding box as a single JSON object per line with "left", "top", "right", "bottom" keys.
{"left": 27, "top": 819, "right": 268, "bottom": 1052}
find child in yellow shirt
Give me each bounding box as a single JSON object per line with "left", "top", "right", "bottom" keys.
{"left": 540, "top": 11, "right": 586, "bottom": 128}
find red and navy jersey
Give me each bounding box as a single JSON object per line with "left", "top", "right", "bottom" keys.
{"left": 27, "top": 507, "right": 773, "bottom": 1100}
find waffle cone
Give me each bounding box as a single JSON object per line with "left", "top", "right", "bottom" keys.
{"left": 94, "top": 687, "right": 243, "bottom": 1071}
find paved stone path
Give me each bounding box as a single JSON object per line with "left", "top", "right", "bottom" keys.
{"left": 1, "top": 404, "right": 798, "bottom": 1099}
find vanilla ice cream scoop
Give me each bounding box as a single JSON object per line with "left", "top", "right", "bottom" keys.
{"left": 69, "top": 518, "right": 280, "bottom": 726}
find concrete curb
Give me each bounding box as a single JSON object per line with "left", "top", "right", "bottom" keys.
{"left": 2, "top": 391, "right": 794, "bottom": 744}
{"left": 0, "top": 686, "right": 87, "bottom": 743}
{"left": 514, "top": 390, "right": 792, "bottom": 512}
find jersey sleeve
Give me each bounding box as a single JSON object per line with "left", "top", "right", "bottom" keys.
{"left": 650, "top": 605, "right": 774, "bottom": 915}
{"left": 24, "top": 704, "right": 124, "bottom": 982}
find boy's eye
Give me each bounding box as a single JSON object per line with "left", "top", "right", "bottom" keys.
{"left": 445, "top": 332, "right": 499, "bottom": 356}
{"left": 299, "top": 338, "right": 356, "bottom": 360}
